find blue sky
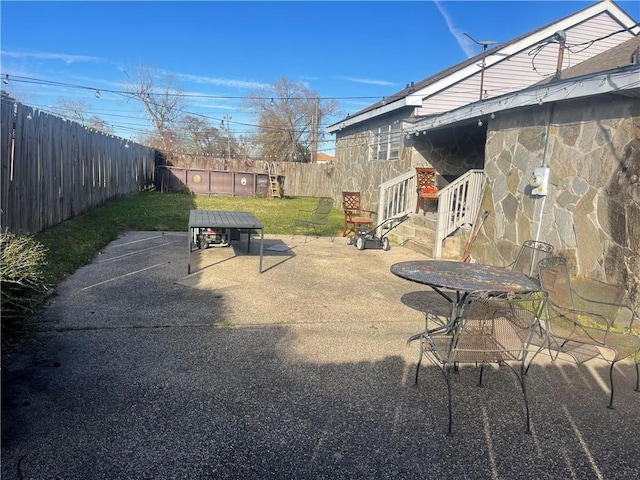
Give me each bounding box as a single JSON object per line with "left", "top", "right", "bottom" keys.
{"left": 1, "top": 1, "right": 638, "bottom": 153}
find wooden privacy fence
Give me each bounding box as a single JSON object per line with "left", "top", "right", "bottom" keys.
{"left": 1, "top": 97, "right": 156, "bottom": 233}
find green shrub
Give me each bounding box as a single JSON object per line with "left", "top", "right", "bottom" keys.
{"left": 1, "top": 231, "right": 50, "bottom": 326}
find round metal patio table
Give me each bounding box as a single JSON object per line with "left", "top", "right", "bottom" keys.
{"left": 391, "top": 260, "right": 541, "bottom": 343}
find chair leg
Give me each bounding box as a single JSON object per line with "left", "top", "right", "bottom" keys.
{"left": 604, "top": 358, "right": 638, "bottom": 409}
{"left": 519, "top": 363, "right": 531, "bottom": 434}
{"left": 524, "top": 345, "right": 545, "bottom": 375}
{"left": 607, "top": 362, "right": 616, "bottom": 409}
{"left": 414, "top": 343, "right": 424, "bottom": 385}
{"left": 444, "top": 367, "right": 453, "bottom": 435}
{"left": 503, "top": 362, "right": 531, "bottom": 434}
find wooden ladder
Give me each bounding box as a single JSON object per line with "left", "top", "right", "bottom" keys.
{"left": 265, "top": 162, "right": 281, "bottom": 198}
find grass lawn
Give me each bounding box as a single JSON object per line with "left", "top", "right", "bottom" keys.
{"left": 35, "top": 190, "right": 344, "bottom": 287}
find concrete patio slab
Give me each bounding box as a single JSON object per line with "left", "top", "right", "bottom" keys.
{"left": 2, "top": 232, "right": 639, "bottom": 479}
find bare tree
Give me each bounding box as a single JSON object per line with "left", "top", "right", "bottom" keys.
{"left": 244, "top": 78, "right": 340, "bottom": 162}
{"left": 55, "top": 98, "right": 114, "bottom": 134}
{"left": 124, "top": 65, "right": 186, "bottom": 154}
{"left": 56, "top": 98, "right": 90, "bottom": 123}
{"left": 179, "top": 115, "right": 228, "bottom": 157}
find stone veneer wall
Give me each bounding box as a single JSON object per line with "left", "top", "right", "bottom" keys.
{"left": 332, "top": 124, "right": 486, "bottom": 211}
{"left": 476, "top": 96, "right": 640, "bottom": 305}
{"left": 331, "top": 131, "right": 411, "bottom": 211}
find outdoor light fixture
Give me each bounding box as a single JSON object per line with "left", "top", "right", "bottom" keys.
{"left": 478, "top": 119, "right": 483, "bottom": 127}
{"left": 2, "top": 74, "right": 8, "bottom": 85}
{"left": 95, "top": 90, "right": 101, "bottom": 98}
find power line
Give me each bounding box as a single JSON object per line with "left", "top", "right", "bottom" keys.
{"left": 1, "top": 74, "right": 383, "bottom": 101}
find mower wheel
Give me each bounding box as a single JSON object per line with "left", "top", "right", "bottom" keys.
{"left": 346, "top": 236, "right": 354, "bottom": 246}
{"left": 356, "top": 236, "right": 366, "bottom": 250}
{"left": 382, "top": 237, "right": 391, "bottom": 251}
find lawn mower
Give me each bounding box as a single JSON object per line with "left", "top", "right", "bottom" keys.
{"left": 346, "top": 214, "right": 409, "bottom": 251}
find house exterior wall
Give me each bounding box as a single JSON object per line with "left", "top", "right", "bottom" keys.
{"left": 333, "top": 115, "right": 487, "bottom": 210}
{"left": 477, "top": 95, "right": 640, "bottom": 303}
{"left": 331, "top": 110, "right": 413, "bottom": 209}
{"left": 331, "top": 131, "right": 410, "bottom": 210}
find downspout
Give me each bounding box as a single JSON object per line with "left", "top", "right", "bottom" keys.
{"left": 541, "top": 103, "right": 555, "bottom": 170}
{"left": 534, "top": 31, "right": 564, "bottom": 242}
{"left": 534, "top": 103, "right": 555, "bottom": 243}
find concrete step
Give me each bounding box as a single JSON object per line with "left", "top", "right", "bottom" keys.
{"left": 402, "top": 237, "right": 435, "bottom": 258}
{"left": 408, "top": 213, "right": 438, "bottom": 229}
{"left": 387, "top": 213, "right": 437, "bottom": 258}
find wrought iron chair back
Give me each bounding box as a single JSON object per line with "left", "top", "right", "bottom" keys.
{"left": 414, "top": 291, "right": 545, "bottom": 433}
{"left": 536, "top": 256, "right": 640, "bottom": 408}
{"left": 511, "top": 240, "right": 555, "bottom": 278}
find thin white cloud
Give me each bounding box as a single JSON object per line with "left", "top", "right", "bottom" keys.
{"left": 174, "top": 72, "right": 270, "bottom": 90}
{"left": 339, "top": 76, "right": 397, "bottom": 87}
{"left": 192, "top": 102, "right": 235, "bottom": 111}
{"left": 1, "top": 50, "right": 103, "bottom": 65}
{"left": 434, "top": 1, "right": 477, "bottom": 58}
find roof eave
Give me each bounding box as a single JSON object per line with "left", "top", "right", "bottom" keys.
{"left": 402, "top": 67, "right": 640, "bottom": 134}
{"left": 327, "top": 97, "right": 409, "bottom": 133}
{"left": 328, "top": 0, "right": 639, "bottom": 134}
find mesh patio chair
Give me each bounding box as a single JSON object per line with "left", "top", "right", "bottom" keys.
{"left": 341, "top": 191, "right": 375, "bottom": 238}
{"left": 294, "top": 197, "right": 334, "bottom": 242}
{"left": 509, "top": 240, "right": 555, "bottom": 279}
{"left": 413, "top": 291, "right": 545, "bottom": 434}
{"left": 535, "top": 256, "right": 640, "bottom": 408}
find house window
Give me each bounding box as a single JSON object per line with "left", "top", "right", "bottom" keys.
{"left": 370, "top": 123, "right": 401, "bottom": 161}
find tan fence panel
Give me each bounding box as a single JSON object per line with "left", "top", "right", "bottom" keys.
{"left": 163, "top": 155, "right": 335, "bottom": 199}
{"left": 0, "top": 97, "right": 156, "bottom": 233}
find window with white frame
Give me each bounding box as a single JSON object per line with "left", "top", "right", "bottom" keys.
{"left": 370, "top": 122, "right": 401, "bottom": 161}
